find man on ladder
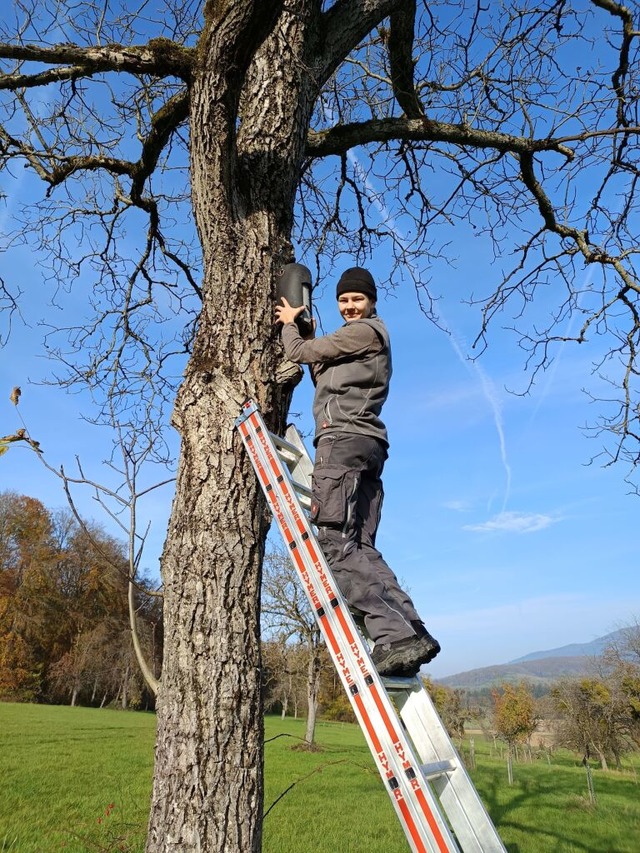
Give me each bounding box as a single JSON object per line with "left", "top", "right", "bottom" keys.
{"left": 275, "top": 266, "right": 440, "bottom": 677}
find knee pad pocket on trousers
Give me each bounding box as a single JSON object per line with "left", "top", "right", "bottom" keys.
{"left": 311, "top": 465, "right": 358, "bottom": 526}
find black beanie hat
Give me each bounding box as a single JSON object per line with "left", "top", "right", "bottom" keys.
{"left": 335, "top": 267, "right": 377, "bottom": 301}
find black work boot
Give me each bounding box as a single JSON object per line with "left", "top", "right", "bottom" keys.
{"left": 371, "top": 631, "right": 440, "bottom": 677}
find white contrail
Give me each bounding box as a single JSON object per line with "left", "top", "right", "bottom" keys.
{"left": 443, "top": 322, "right": 512, "bottom": 512}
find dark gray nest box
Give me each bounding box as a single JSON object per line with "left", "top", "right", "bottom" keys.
{"left": 276, "top": 263, "right": 313, "bottom": 335}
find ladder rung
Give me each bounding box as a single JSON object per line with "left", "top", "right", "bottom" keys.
{"left": 421, "top": 759, "right": 456, "bottom": 780}
{"left": 269, "top": 430, "right": 313, "bottom": 508}
{"left": 269, "top": 432, "right": 304, "bottom": 462}
{"left": 295, "top": 491, "right": 311, "bottom": 510}
{"left": 276, "top": 447, "right": 299, "bottom": 468}
{"left": 291, "top": 480, "right": 312, "bottom": 499}
{"left": 382, "top": 674, "right": 421, "bottom": 690}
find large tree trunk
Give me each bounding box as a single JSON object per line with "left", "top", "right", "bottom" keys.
{"left": 146, "top": 6, "right": 316, "bottom": 851}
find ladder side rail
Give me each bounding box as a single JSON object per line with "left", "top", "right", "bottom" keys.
{"left": 236, "top": 402, "right": 458, "bottom": 853}
{"left": 398, "top": 688, "right": 508, "bottom": 853}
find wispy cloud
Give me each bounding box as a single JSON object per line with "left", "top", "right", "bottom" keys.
{"left": 463, "top": 510, "right": 559, "bottom": 534}
{"left": 443, "top": 499, "right": 473, "bottom": 512}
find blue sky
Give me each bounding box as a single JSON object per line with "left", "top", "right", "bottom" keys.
{"left": 4, "top": 221, "right": 636, "bottom": 679}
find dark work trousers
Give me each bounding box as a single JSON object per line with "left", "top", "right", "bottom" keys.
{"left": 311, "top": 432, "right": 422, "bottom": 645}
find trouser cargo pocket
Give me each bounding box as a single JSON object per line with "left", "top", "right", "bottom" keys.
{"left": 311, "top": 465, "right": 358, "bottom": 527}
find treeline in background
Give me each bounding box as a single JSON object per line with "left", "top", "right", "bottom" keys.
{"left": 0, "top": 490, "right": 161, "bottom": 709}
{"left": 3, "top": 488, "right": 640, "bottom": 780}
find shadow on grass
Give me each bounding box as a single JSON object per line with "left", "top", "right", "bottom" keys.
{"left": 475, "top": 761, "right": 635, "bottom": 853}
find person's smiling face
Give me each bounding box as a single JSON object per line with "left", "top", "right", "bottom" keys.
{"left": 338, "top": 292, "right": 374, "bottom": 322}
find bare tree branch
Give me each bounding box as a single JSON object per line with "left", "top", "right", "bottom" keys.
{"left": 0, "top": 39, "right": 194, "bottom": 83}
{"left": 306, "top": 115, "right": 578, "bottom": 158}
{"left": 387, "top": 0, "right": 423, "bottom": 118}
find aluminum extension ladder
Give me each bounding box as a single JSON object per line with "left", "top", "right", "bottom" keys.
{"left": 235, "top": 399, "right": 506, "bottom": 853}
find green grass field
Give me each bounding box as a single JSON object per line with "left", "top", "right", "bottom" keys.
{"left": 1, "top": 702, "right": 639, "bottom": 852}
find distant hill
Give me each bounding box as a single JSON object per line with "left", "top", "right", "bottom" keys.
{"left": 435, "top": 629, "right": 627, "bottom": 691}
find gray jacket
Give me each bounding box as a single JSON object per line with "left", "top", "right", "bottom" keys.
{"left": 281, "top": 314, "right": 392, "bottom": 446}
